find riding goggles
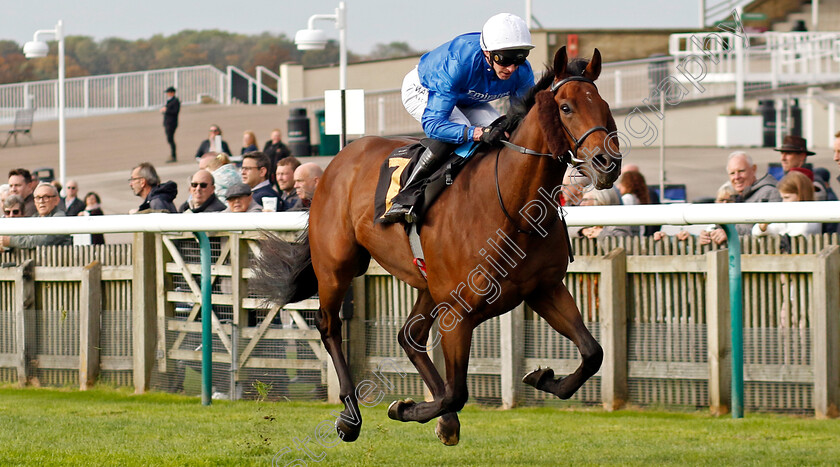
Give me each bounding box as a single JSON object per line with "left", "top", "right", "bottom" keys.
{"left": 491, "top": 49, "right": 529, "bottom": 67}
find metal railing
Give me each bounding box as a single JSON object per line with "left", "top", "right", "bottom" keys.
{"left": 0, "top": 65, "right": 226, "bottom": 124}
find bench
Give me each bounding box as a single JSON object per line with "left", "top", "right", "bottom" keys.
{"left": 2, "top": 109, "right": 35, "bottom": 147}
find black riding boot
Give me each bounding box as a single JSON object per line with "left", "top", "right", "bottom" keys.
{"left": 382, "top": 144, "right": 451, "bottom": 224}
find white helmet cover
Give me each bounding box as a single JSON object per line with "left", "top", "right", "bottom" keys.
{"left": 480, "top": 13, "right": 535, "bottom": 51}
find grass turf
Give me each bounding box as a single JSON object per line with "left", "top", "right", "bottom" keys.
{"left": 1, "top": 385, "right": 838, "bottom": 466}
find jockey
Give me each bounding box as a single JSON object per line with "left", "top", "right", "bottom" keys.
{"left": 382, "top": 12, "right": 536, "bottom": 224}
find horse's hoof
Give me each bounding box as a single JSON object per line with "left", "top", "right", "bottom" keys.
{"left": 387, "top": 398, "right": 415, "bottom": 421}
{"left": 522, "top": 367, "right": 555, "bottom": 389}
{"left": 435, "top": 413, "right": 460, "bottom": 446}
{"left": 335, "top": 417, "right": 361, "bottom": 443}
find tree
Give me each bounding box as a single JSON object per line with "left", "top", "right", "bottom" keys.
{"left": 367, "top": 41, "right": 421, "bottom": 60}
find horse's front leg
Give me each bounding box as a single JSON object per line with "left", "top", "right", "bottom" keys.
{"left": 391, "top": 290, "right": 460, "bottom": 445}
{"left": 388, "top": 311, "right": 472, "bottom": 434}
{"left": 523, "top": 283, "right": 602, "bottom": 399}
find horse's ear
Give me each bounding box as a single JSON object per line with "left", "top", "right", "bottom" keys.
{"left": 553, "top": 46, "right": 568, "bottom": 78}
{"left": 583, "top": 49, "right": 602, "bottom": 81}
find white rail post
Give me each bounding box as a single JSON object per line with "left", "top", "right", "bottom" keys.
{"left": 805, "top": 88, "right": 815, "bottom": 149}
{"left": 828, "top": 102, "right": 836, "bottom": 148}
{"left": 377, "top": 96, "right": 385, "bottom": 135}
{"left": 614, "top": 69, "right": 623, "bottom": 108}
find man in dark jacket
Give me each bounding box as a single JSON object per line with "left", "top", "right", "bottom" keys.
{"left": 179, "top": 169, "right": 226, "bottom": 213}
{"left": 129, "top": 162, "right": 178, "bottom": 213}
{"left": 161, "top": 86, "right": 180, "bottom": 163}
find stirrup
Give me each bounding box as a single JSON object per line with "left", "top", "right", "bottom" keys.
{"left": 382, "top": 204, "right": 413, "bottom": 224}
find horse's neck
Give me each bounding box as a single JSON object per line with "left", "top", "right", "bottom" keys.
{"left": 501, "top": 114, "right": 566, "bottom": 198}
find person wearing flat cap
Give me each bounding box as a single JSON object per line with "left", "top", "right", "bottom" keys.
{"left": 223, "top": 182, "right": 262, "bottom": 213}
{"left": 775, "top": 134, "right": 829, "bottom": 201}
{"left": 161, "top": 86, "right": 180, "bottom": 163}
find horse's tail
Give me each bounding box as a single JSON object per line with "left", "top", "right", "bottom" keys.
{"left": 251, "top": 229, "right": 318, "bottom": 307}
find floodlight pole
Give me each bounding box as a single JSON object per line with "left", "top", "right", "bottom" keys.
{"left": 30, "top": 21, "right": 66, "bottom": 188}
{"left": 301, "top": 2, "right": 347, "bottom": 149}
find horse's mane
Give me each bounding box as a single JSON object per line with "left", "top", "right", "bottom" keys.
{"left": 505, "top": 58, "right": 590, "bottom": 132}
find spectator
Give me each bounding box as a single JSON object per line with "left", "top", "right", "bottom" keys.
{"left": 161, "top": 86, "right": 180, "bottom": 163}
{"left": 222, "top": 182, "right": 262, "bottom": 212}
{"left": 8, "top": 168, "right": 36, "bottom": 217}
{"left": 291, "top": 162, "right": 323, "bottom": 210}
{"left": 622, "top": 163, "right": 661, "bottom": 236}
{"left": 700, "top": 151, "right": 781, "bottom": 245}
{"left": 616, "top": 170, "right": 650, "bottom": 206}
{"left": 3, "top": 194, "right": 26, "bottom": 219}
{"left": 199, "top": 152, "right": 240, "bottom": 204}
{"left": 578, "top": 188, "right": 640, "bottom": 239}
{"left": 753, "top": 171, "right": 820, "bottom": 237}
{"left": 0, "top": 184, "right": 9, "bottom": 212}
{"left": 129, "top": 162, "right": 178, "bottom": 213}
{"left": 654, "top": 185, "right": 736, "bottom": 242}
{"left": 241, "top": 130, "right": 259, "bottom": 155}
{"left": 275, "top": 156, "right": 301, "bottom": 209}
{"left": 263, "top": 128, "right": 292, "bottom": 168}
{"left": 179, "top": 169, "right": 226, "bottom": 213}
{"left": 0, "top": 183, "right": 72, "bottom": 250}
{"left": 240, "top": 151, "right": 278, "bottom": 208}
{"left": 775, "top": 134, "right": 828, "bottom": 201}
{"left": 59, "top": 179, "right": 85, "bottom": 216}
{"left": 194, "top": 124, "right": 231, "bottom": 160}
{"left": 79, "top": 191, "right": 105, "bottom": 245}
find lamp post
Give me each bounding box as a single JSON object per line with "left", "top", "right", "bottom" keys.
{"left": 295, "top": 2, "right": 347, "bottom": 148}
{"left": 24, "top": 20, "right": 66, "bottom": 189}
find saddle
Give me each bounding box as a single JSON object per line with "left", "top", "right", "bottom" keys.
{"left": 374, "top": 139, "right": 476, "bottom": 227}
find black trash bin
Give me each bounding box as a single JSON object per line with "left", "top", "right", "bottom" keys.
{"left": 287, "top": 108, "right": 311, "bottom": 157}
{"left": 758, "top": 100, "right": 775, "bottom": 147}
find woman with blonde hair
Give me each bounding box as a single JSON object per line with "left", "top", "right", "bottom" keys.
{"left": 753, "top": 170, "right": 820, "bottom": 237}
{"left": 241, "top": 130, "right": 258, "bottom": 155}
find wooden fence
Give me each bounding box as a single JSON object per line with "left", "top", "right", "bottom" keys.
{"left": 0, "top": 232, "right": 838, "bottom": 417}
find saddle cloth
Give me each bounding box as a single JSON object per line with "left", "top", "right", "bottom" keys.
{"left": 373, "top": 139, "right": 477, "bottom": 225}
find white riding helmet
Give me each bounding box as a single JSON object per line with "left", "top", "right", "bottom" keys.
{"left": 480, "top": 13, "right": 535, "bottom": 51}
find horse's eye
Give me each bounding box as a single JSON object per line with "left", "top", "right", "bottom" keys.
{"left": 560, "top": 104, "right": 572, "bottom": 114}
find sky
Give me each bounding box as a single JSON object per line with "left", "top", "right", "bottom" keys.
{"left": 2, "top": 0, "right": 702, "bottom": 55}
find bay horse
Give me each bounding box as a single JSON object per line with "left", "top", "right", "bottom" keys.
{"left": 254, "top": 46, "right": 621, "bottom": 445}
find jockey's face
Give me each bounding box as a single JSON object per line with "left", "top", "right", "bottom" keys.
{"left": 484, "top": 49, "right": 528, "bottom": 80}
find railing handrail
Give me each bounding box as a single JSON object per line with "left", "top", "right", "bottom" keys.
{"left": 0, "top": 64, "right": 224, "bottom": 91}
{"left": 1, "top": 203, "right": 839, "bottom": 236}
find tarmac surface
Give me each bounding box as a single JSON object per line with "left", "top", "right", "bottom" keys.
{"left": 2, "top": 103, "right": 839, "bottom": 243}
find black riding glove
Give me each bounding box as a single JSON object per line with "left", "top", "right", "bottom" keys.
{"left": 479, "top": 125, "right": 506, "bottom": 145}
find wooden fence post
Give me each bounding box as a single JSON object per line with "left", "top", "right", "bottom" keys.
{"left": 79, "top": 260, "right": 102, "bottom": 390}
{"left": 501, "top": 303, "right": 524, "bottom": 409}
{"left": 600, "top": 247, "right": 627, "bottom": 411}
{"left": 132, "top": 232, "right": 157, "bottom": 394}
{"left": 14, "top": 259, "right": 34, "bottom": 387}
{"left": 813, "top": 245, "right": 840, "bottom": 419}
{"left": 706, "top": 249, "right": 731, "bottom": 416}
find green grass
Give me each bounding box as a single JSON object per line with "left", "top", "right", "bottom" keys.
{"left": 1, "top": 385, "right": 839, "bottom": 466}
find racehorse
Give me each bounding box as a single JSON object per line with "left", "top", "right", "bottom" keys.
{"left": 254, "top": 46, "right": 621, "bottom": 445}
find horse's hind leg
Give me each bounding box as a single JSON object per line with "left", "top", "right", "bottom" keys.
{"left": 392, "top": 290, "right": 460, "bottom": 445}
{"left": 311, "top": 243, "right": 366, "bottom": 442}
{"left": 523, "top": 284, "right": 603, "bottom": 399}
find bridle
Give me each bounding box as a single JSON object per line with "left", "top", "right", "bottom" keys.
{"left": 495, "top": 74, "right": 611, "bottom": 235}
{"left": 502, "top": 75, "right": 610, "bottom": 167}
